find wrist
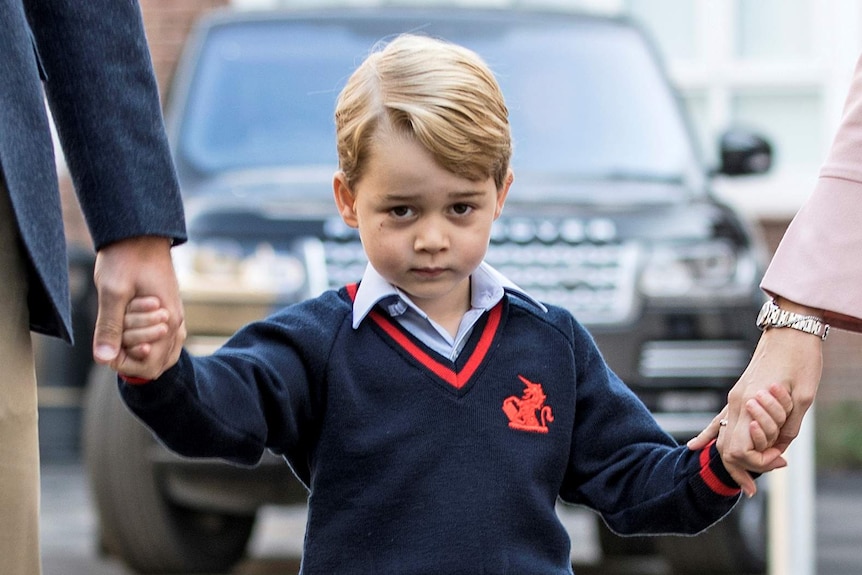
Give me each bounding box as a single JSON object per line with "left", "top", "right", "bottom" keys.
{"left": 772, "top": 297, "right": 824, "bottom": 320}
{"left": 99, "top": 235, "right": 173, "bottom": 257}
{"left": 701, "top": 441, "right": 742, "bottom": 497}
{"left": 756, "top": 298, "right": 829, "bottom": 340}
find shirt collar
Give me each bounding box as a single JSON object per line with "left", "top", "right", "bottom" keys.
{"left": 351, "top": 261, "right": 546, "bottom": 329}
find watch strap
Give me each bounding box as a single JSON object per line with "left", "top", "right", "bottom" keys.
{"left": 758, "top": 300, "right": 830, "bottom": 340}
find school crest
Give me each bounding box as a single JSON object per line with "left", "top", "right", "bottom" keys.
{"left": 502, "top": 375, "right": 554, "bottom": 433}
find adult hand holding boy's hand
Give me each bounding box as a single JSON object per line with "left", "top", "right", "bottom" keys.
{"left": 722, "top": 325, "right": 821, "bottom": 470}
{"left": 688, "top": 382, "right": 793, "bottom": 497}
{"left": 92, "top": 236, "right": 186, "bottom": 380}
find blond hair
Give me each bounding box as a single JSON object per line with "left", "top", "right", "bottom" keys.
{"left": 335, "top": 34, "right": 511, "bottom": 190}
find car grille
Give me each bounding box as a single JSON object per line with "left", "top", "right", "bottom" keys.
{"left": 484, "top": 242, "right": 639, "bottom": 325}
{"left": 320, "top": 217, "right": 640, "bottom": 326}
{"left": 638, "top": 340, "right": 753, "bottom": 380}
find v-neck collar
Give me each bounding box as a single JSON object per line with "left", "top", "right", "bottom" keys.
{"left": 346, "top": 283, "right": 504, "bottom": 391}
{"left": 350, "top": 262, "right": 546, "bottom": 329}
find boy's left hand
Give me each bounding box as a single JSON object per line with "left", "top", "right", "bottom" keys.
{"left": 688, "top": 382, "right": 793, "bottom": 497}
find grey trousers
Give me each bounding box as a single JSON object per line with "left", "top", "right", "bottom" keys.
{"left": 0, "top": 177, "right": 42, "bottom": 574}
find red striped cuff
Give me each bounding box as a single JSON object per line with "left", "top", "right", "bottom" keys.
{"left": 699, "top": 439, "right": 741, "bottom": 497}
{"left": 119, "top": 374, "right": 151, "bottom": 385}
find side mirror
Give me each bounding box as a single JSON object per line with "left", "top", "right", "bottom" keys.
{"left": 717, "top": 129, "right": 772, "bottom": 176}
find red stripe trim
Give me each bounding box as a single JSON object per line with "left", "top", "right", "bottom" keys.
{"left": 699, "top": 440, "right": 741, "bottom": 497}
{"left": 457, "top": 304, "right": 501, "bottom": 386}
{"left": 345, "top": 282, "right": 502, "bottom": 390}
{"left": 346, "top": 282, "right": 359, "bottom": 300}
{"left": 119, "top": 374, "right": 151, "bottom": 385}
{"left": 368, "top": 310, "right": 459, "bottom": 387}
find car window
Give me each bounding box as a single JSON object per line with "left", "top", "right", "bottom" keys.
{"left": 180, "top": 25, "right": 353, "bottom": 175}
{"left": 177, "top": 16, "right": 696, "bottom": 199}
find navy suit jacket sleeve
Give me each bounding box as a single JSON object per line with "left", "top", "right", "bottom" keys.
{"left": 24, "top": 0, "right": 186, "bottom": 250}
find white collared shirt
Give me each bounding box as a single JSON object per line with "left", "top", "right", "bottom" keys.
{"left": 352, "top": 262, "right": 546, "bottom": 361}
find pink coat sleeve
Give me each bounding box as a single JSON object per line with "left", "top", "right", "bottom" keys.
{"left": 760, "top": 54, "right": 862, "bottom": 332}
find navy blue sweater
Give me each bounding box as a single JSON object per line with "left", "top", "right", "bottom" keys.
{"left": 120, "top": 286, "right": 740, "bottom": 574}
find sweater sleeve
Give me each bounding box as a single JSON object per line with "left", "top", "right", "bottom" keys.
{"left": 760, "top": 54, "right": 862, "bottom": 332}
{"left": 119, "top": 348, "right": 278, "bottom": 467}
{"left": 118, "top": 293, "right": 346, "bottom": 478}
{"left": 558, "top": 320, "right": 740, "bottom": 536}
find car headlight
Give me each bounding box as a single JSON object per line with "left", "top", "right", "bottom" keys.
{"left": 173, "top": 239, "right": 307, "bottom": 302}
{"left": 639, "top": 240, "right": 756, "bottom": 302}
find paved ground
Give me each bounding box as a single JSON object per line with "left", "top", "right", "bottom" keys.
{"left": 39, "top": 463, "right": 862, "bottom": 575}
{"left": 815, "top": 472, "right": 862, "bottom": 575}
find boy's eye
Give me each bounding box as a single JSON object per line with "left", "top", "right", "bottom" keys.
{"left": 451, "top": 203, "right": 473, "bottom": 215}
{"left": 391, "top": 206, "right": 413, "bottom": 218}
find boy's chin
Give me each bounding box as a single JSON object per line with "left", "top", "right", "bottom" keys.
{"left": 400, "top": 279, "right": 471, "bottom": 304}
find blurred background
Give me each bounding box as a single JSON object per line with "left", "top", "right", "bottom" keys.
{"left": 38, "top": 0, "right": 862, "bottom": 573}
{"left": 64, "top": 0, "right": 859, "bottom": 475}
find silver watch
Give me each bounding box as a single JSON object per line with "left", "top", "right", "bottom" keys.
{"left": 756, "top": 299, "right": 829, "bottom": 340}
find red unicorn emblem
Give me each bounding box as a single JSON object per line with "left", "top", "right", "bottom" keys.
{"left": 502, "top": 375, "right": 554, "bottom": 433}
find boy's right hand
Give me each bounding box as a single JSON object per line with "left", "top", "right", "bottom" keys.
{"left": 116, "top": 296, "right": 180, "bottom": 380}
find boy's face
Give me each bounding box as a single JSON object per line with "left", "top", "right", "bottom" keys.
{"left": 334, "top": 132, "right": 511, "bottom": 321}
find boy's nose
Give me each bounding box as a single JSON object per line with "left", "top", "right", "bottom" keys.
{"left": 414, "top": 219, "right": 449, "bottom": 252}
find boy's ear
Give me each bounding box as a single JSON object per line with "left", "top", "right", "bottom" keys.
{"left": 494, "top": 169, "right": 514, "bottom": 219}
{"left": 333, "top": 172, "right": 359, "bottom": 228}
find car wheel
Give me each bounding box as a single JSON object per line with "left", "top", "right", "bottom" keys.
{"left": 82, "top": 365, "right": 256, "bottom": 574}
{"left": 657, "top": 485, "right": 768, "bottom": 574}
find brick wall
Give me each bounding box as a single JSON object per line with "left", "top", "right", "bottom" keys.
{"left": 139, "top": 0, "right": 229, "bottom": 100}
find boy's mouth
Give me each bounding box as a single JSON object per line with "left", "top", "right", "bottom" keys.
{"left": 411, "top": 267, "right": 447, "bottom": 279}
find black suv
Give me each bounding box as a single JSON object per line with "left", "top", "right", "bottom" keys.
{"left": 83, "top": 6, "right": 773, "bottom": 574}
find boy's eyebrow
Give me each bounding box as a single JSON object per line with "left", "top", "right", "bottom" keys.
{"left": 381, "top": 189, "right": 487, "bottom": 202}
{"left": 448, "top": 189, "right": 487, "bottom": 199}
{"left": 380, "top": 192, "right": 416, "bottom": 203}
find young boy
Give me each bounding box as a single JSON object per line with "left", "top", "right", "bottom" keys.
{"left": 118, "top": 34, "right": 790, "bottom": 574}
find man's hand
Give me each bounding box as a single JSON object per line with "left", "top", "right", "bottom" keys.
{"left": 92, "top": 236, "right": 185, "bottom": 380}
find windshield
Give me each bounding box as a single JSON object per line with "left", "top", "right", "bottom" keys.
{"left": 176, "top": 14, "right": 697, "bottom": 195}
